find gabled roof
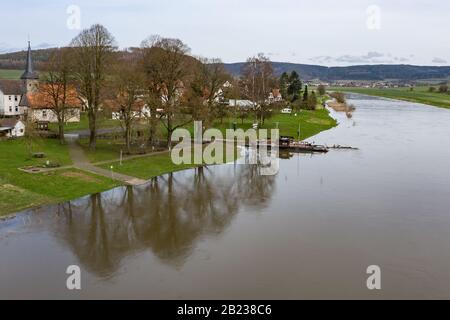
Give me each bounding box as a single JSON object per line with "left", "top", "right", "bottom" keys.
{"left": 19, "top": 84, "right": 82, "bottom": 109}
{"left": 20, "top": 41, "right": 39, "bottom": 80}
{"left": 0, "top": 80, "right": 23, "bottom": 95}
{"left": 272, "top": 88, "right": 281, "bottom": 98}
{"left": 104, "top": 94, "right": 145, "bottom": 112}
{"left": 0, "top": 118, "right": 22, "bottom": 128}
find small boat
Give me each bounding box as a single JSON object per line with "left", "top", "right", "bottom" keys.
{"left": 327, "top": 144, "right": 359, "bottom": 150}
{"left": 288, "top": 142, "right": 329, "bottom": 153}
{"left": 245, "top": 137, "right": 329, "bottom": 153}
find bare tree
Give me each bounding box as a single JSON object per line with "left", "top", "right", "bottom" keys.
{"left": 107, "top": 54, "right": 145, "bottom": 153}
{"left": 70, "top": 24, "right": 116, "bottom": 150}
{"left": 140, "top": 36, "right": 194, "bottom": 148}
{"left": 189, "top": 57, "right": 230, "bottom": 127}
{"left": 41, "top": 48, "right": 78, "bottom": 144}
{"left": 240, "top": 53, "right": 274, "bottom": 125}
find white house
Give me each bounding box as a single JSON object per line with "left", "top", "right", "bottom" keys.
{"left": 0, "top": 80, "right": 25, "bottom": 117}
{"left": 267, "top": 88, "right": 283, "bottom": 104}
{"left": 0, "top": 118, "right": 25, "bottom": 138}
{"left": 0, "top": 41, "right": 40, "bottom": 119}
{"left": 20, "top": 86, "right": 82, "bottom": 123}
{"left": 228, "top": 99, "right": 257, "bottom": 110}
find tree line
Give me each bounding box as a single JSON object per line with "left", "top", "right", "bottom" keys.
{"left": 41, "top": 24, "right": 319, "bottom": 152}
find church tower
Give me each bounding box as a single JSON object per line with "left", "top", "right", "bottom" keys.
{"left": 21, "top": 41, "right": 39, "bottom": 93}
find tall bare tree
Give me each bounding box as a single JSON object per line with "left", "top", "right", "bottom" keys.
{"left": 70, "top": 24, "right": 116, "bottom": 150}
{"left": 107, "top": 53, "right": 145, "bottom": 153}
{"left": 189, "top": 57, "right": 230, "bottom": 127}
{"left": 140, "top": 36, "right": 194, "bottom": 148}
{"left": 41, "top": 48, "right": 78, "bottom": 144}
{"left": 240, "top": 53, "right": 274, "bottom": 125}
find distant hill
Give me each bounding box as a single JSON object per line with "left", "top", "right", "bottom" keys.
{"left": 224, "top": 62, "right": 450, "bottom": 81}
{"left": 0, "top": 48, "right": 55, "bottom": 70}
{"left": 2, "top": 48, "right": 450, "bottom": 81}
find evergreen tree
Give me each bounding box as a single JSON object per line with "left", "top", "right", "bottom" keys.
{"left": 302, "top": 85, "right": 309, "bottom": 102}
{"left": 279, "top": 72, "right": 289, "bottom": 97}
{"left": 287, "top": 71, "right": 302, "bottom": 97}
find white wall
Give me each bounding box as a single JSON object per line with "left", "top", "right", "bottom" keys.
{"left": 2, "top": 121, "right": 26, "bottom": 138}
{"left": 0, "top": 92, "right": 22, "bottom": 116}
{"left": 0, "top": 91, "right": 4, "bottom": 114}
{"left": 11, "top": 121, "right": 25, "bottom": 137}
{"left": 31, "top": 108, "right": 80, "bottom": 123}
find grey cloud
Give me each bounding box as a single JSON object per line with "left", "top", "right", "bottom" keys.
{"left": 310, "top": 52, "right": 411, "bottom": 65}
{"left": 34, "top": 42, "right": 55, "bottom": 49}
{"left": 0, "top": 42, "right": 55, "bottom": 54}
{"left": 432, "top": 57, "right": 447, "bottom": 64}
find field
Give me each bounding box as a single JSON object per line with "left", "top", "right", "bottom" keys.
{"left": 0, "top": 139, "right": 118, "bottom": 216}
{"left": 214, "top": 109, "right": 337, "bottom": 140}
{"left": 48, "top": 112, "right": 121, "bottom": 133}
{"left": 96, "top": 109, "right": 337, "bottom": 179}
{"left": 0, "top": 69, "right": 22, "bottom": 79}
{"left": 329, "top": 86, "right": 450, "bottom": 109}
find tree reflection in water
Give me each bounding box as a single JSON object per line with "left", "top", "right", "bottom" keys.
{"left": 45, "top": 164, "right": 276, "bottom": 277}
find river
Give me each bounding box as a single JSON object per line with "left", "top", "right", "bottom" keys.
{"left": 1, "top": 94, "right": 450, "bottom": 299}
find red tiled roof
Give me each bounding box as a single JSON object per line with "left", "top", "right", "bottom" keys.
{"left": 0, "top": 80, "right": 23, "bottom": 95}
{"left": 21, "top": 84, "right": 82, "bottom": 109}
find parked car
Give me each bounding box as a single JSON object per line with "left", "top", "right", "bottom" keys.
{"left": 281, "top": 108, "right": 292, "bottom": 114}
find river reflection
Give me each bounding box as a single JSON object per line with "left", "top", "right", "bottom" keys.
{"left": 26, "top": 165, "right": 276, "bottom": 277}
{"left": 2, "top": 94, "right": 450, "bottom": 299}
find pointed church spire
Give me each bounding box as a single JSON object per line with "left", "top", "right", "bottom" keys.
{"left": 21, "top": 41, "right": 39, "bottom": 80}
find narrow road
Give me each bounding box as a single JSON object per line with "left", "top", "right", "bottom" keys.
{"left": 67, "top": 139, "right": 147, "bottom": 186}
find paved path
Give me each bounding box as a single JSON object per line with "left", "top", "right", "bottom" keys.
{"left": 67, "top": 139, "right": 147, "bottom": 186}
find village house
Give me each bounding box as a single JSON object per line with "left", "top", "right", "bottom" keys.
{"left": 228, "top": 99, "right": 257, "bottom": 110}
{"left": 0, "top": 118, "right": 25, "bottom": 138}
{"left": 267, "top": 88, "right": 283, "bottom": 104}
{"left": 0, "top": 80, "right": 25, "bottom": 117}
{"left": 0, "top": 42, "right": 82, "bottom": 136}
{"left": 19, "top": 85, "right": 82, "bottom": 123}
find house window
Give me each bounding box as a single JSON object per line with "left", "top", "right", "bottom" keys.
{"left": 20, "top": 129, "right": 24, "bottom": 133}
{"left": 42, "top": 110, "right": 47, "bottom": 118}
{"left": 9, "top": 106, "right": 12, "bottom": 112}
{"left": 15, "top": 96, "right": 18, "bottom": 101}
{"left": 15, "top": 107, "right": 18, "bottom": 112}
{"left": 8, "top": 96, "right": 12, "bottom": 101}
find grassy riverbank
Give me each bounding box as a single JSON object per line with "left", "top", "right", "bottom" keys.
{"left": 94, "top": 109, "right": 336, "bottom": 179}
{"left": 0, "top": 108, "right": 336, "bottom": 216}
{"left": 329, "top": 86, "right": 450, "bottom": 109}
{"left": 48, "top": 112, "right": 120, "bottom": 133}
{"left": 0, "top": 139, "right": 119, "bottom": 216}
{"left": 211, "top": 109, "right": 336, "bottom": 140}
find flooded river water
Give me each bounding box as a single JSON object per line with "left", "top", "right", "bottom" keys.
{"left": 1, "top": 94, "right": 450, "bottom": 299}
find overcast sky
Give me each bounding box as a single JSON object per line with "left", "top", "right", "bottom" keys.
{"left": 1, "top": 0, "right": 449, "bottom": 66}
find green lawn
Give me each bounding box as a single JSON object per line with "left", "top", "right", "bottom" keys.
{"left": 210, "top": 108, "right": 337, "bottom": 140}
{"left": 48, "top": 112, "right": 121, "bottom": 133}
{"left": 0, "top": 106, "right": 336, "bottom": 216}
{"left": 99, "top": 151, "right": 200, "bottom": 180}
{"left": 329, "top": 86, "right": 450, "bottom": 109}
{"left": 99, "top": 109, "right": 336, "bottom": 179}
{"left": 79, "top": 109, "right": 337, "bottom": 164}
{"left": 78, "top": 138, "right": 126, "bottom": 163}
{"left": 0, "top": 69, "right": 22, "bottom": 79}
{"left": 0, "top": 139, "right": 119, "bottom": 216}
